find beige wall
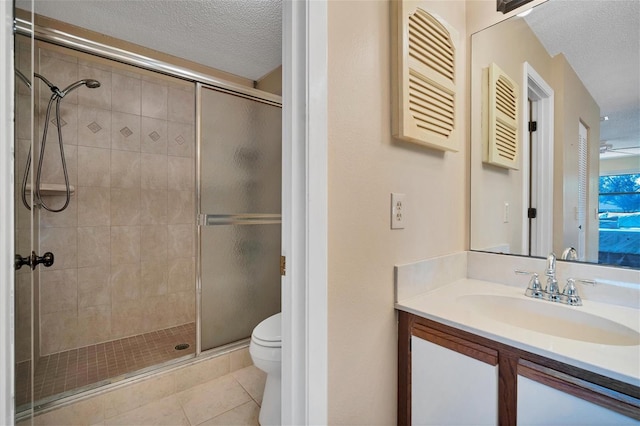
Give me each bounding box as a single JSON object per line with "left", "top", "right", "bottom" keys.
{"left": 255, "top": 66, "right": 282, "bottom": 96}
{"left": 327, "top": 1, "right": 467, "bottom": 423}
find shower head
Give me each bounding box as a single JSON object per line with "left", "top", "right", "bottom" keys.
{"left": 21, "top": 74, "right": 101, "bottom": 98}
{"left": 59, "top": 79, "right": 101, "bottom": 97}
{"left": 85, "top": 79, "right": 101, "bottom": 89}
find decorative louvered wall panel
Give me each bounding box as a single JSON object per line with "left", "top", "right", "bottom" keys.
{"left": 408, "top": 11, "right": 455, "bottom": 82}
{"left": 392, "top": 1, "right": 460, "bottom": 151}
{"left": 408, "top": 72, "right": 455, "bottom": 137}
{"left": 485, "top": 62, "right": 519, "bottom": 169}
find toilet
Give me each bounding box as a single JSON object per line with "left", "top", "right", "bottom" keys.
{"left": 250, "top": 312, "right": 281, "bottom": 426}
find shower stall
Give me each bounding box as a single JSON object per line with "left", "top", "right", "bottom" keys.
{"left": 13, "top": 16, "right": 281, "bottom": 418}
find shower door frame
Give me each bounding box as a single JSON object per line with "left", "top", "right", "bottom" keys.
{"left": 9, "top": 15, "right": 284, "bottom": 414}
{"left": 1, "top": 0, "right": 16, "bottom": 423}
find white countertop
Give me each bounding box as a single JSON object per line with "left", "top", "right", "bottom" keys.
{"left": 396, "top": 278, "right": 640, "bottom": 387}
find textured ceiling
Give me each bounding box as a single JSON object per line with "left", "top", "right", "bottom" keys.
{"left": 525, "top": 0, "right": 640, "bottom": 156}
{"left": 18, "top": 0, "right": 282, "bottom": 81}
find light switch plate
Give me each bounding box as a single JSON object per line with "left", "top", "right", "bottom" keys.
{"left": 391, "top": 193, "right": 405, "bottom": 229}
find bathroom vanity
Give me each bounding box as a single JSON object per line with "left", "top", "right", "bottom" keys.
{"left": 398, "top": 313, "right": 640, "bottom": 424}
{"left": 396, "top": 278, "right": 640, "bottom": 425}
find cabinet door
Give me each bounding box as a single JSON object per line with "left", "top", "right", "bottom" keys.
{"left": 518, "top": 375, "right": 637, "bottom": 425}
{"left": 411, "top": 335, "right": 499, "bottom": 425}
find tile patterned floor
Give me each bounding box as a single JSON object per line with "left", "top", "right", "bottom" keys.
{"left": 16, "top": 323, "right": 196, "bottom": 407}
{"left": 21, "top": 364, "right": 266, "bottom": 426}
{"left": 103, "top": 366, "right": 265, "bottom": 426}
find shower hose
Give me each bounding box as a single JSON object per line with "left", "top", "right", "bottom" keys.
{"left": 19, "top": 73, "right": 100, "bottom": 212}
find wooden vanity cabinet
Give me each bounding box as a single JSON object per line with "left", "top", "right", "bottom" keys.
{"left": 398, "top": 311, "right": 640, "bottom": 425}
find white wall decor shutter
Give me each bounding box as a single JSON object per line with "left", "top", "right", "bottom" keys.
{"left": 392, "top": 1, "right": 459, "bottom": 151}
{"left": 484, "top": 62, "right": 519, "bottom": 169}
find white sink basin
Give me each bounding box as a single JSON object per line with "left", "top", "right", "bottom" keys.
{"left": 457, "top": 294, "right": 640, "bottom": 346}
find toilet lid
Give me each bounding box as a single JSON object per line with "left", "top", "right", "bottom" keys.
{"left": 252, "top": 312, "right": 281, "bottom": 344}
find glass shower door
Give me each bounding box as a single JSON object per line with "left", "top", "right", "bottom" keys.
{"left": 199, "top": 86, "right": 282, "bottom": 351}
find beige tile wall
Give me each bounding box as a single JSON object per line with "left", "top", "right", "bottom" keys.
{"left": 33, "top": 44, "right": 196, "bottom": 355}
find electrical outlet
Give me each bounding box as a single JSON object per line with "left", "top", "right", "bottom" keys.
{"left": 391, "top": 193, "right": 405, "bottom": 229}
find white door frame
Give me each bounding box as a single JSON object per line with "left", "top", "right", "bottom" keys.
{"left": 0, "top": 0, "right": 329, "bottom": 424}
{"left": 521, "top": 62, "right": 554, "bottom": 257}
{"left": 1, "top": 0, "right": 16, "bottom": 423}
{"left": 281, "top": 1, "right": 328, "bottom": 424}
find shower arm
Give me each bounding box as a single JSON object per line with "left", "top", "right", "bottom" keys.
{"left": 14, "top": 69, "right": 64, "bottom": 97}
{"left": 15, "top": 69, "right": 31, "bottom": 89}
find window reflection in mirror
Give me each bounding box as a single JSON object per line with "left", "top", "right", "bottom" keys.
{"left": 598, "top": 173, "right": 640, "bottom": 268}
{"left": 470, "top": 0, "right": 640, "bottom": 270}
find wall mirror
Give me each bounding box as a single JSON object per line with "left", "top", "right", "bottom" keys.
{"left": 470, "top": 0, "right": 639, "bottom": 270}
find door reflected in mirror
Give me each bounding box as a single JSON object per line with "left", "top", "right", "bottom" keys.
{"left": 470, "top": 0, "right": 640, "bottom": 269}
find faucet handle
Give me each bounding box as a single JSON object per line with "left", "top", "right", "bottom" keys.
{"left": 561, "top": 278, "right": 582, "bottom": 306}
{"left": 515, "top": 270, "right": 545, "bottom": 299}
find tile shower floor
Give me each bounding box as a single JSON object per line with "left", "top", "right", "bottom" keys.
{"left": 16, "top": 322, "right": 196, "bottom": 407}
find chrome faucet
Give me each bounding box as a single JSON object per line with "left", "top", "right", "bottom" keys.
{"left": 515, "top": 252, "right": 596, "bottom": 306}
{"left": 544, "top": 252, "right": 561, "bottom": 302}
{"left": 515, "top": 252, "right": 597, "bottom": 306}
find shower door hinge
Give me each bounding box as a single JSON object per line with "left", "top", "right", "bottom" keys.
{"left": 280, "top": 256, "right": 286, "bottom": 276}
